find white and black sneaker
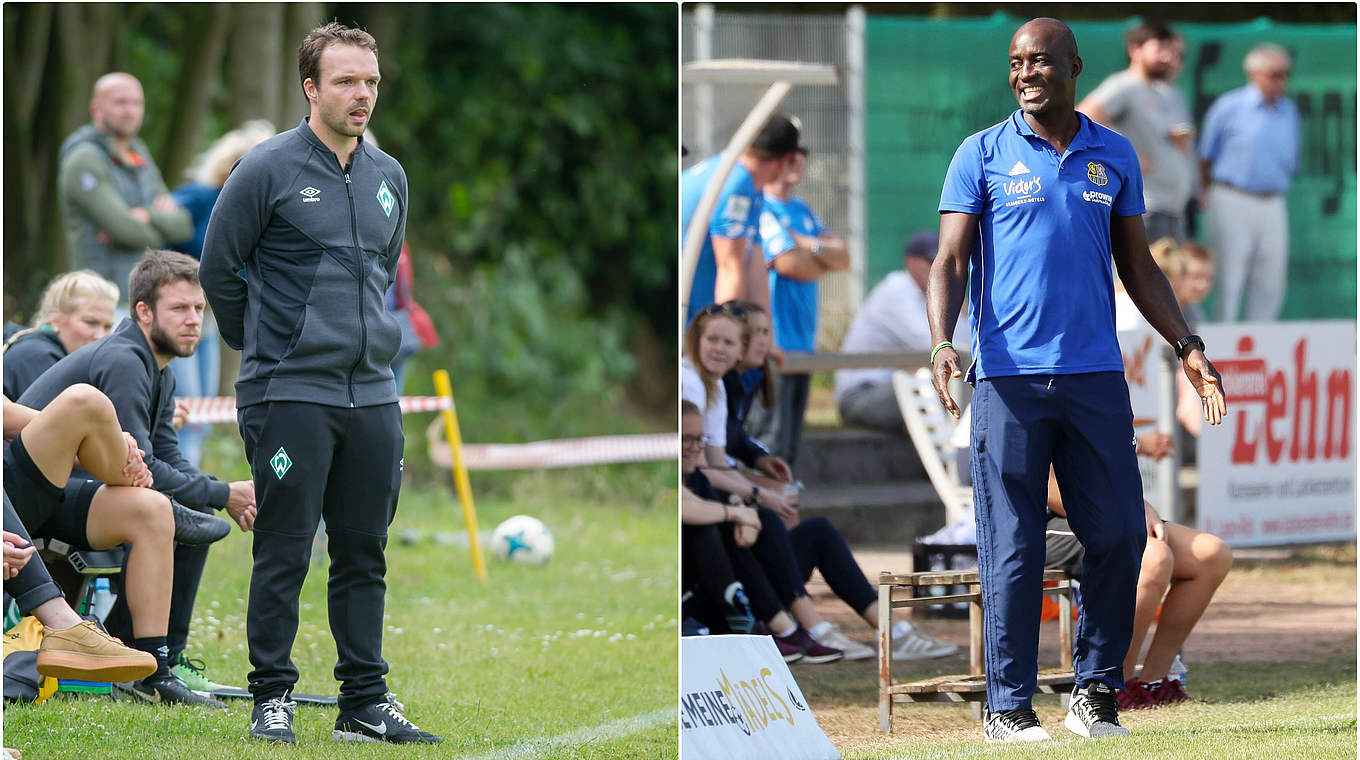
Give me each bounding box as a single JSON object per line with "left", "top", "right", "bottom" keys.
{"left": 983, "top": 706, "right": 1052, "bottom": 742}
{"left": 334, "top": 696, "right": 443, "bottom": 744}
{"left": 1065, "top": 682, "right": 1131, "bottom": 738}
{"left": 250, "top": 692, "right": 297, "bottom": 743}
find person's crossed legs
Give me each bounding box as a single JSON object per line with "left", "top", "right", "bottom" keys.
{"left": 6, "top": 385, "right": 218, "bottom": 705}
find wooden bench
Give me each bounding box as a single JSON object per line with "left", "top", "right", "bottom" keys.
{"left": 877, "top": 568, "right": 1075, "bottom": 732}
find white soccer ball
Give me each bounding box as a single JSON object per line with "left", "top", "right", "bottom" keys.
{"left": 489, "top": 515, "right": 554, "bottom": 564}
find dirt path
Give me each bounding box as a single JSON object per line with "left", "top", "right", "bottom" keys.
{"left": 816, "top": 546, "right": 1356, "bottom": 664}
{"left": 797, "top": 545, "right": 1357, "bottom": 751}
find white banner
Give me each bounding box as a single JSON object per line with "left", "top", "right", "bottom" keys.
{"left": 1119, "top": 326, "right": 1165, "bottom": 498}
{"left": 1197, "top": 321, "right": 1357, "bottom": 546}
{"left": 680, "top": 636, "right": 840, "bottom": 760}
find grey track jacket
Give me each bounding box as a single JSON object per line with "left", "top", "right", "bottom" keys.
{"left": 199, "top": 117, "right": 409, "bottom": 409}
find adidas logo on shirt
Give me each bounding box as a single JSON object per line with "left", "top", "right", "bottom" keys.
{"left": 1007, "top": 161, "right": 1030, "bottom": 176}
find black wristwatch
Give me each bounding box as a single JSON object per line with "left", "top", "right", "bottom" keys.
{"left": 1173, "top": 334, "right": 1205, "bottom": 360}
{"left": 745, "top": 485, "right": 760, "bottom": 506}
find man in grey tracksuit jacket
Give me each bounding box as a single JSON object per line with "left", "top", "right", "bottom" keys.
{"left": 199, "top": 114, "right": 408, "bottom": 715}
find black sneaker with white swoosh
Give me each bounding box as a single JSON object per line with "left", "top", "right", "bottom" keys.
{"left": 333, "top": 694, "right": 442, "bottom": 744}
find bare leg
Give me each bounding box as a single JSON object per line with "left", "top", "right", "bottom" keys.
{"left": 85, "top": 486, "right": 174, "bottom": 638}
{"left": 29, "top": 597, "right": 84, "bottom": 631}
{"left": 789, "top": 595, "right": 828, "bottom": 630}
{"left": 860, "top": 600, "right": 879, "bottom": 629}
{"left": 1123, "top": 538, "right": 1173, "bottom": 681}
{"left": 768, "top": 610, "right": 797, "bottom": 636}
{"left": 17, "top": 384, "right": 135, "bottom": 487}
{"left": 1138, "top": 523, "right": 1232, "bottom": 681}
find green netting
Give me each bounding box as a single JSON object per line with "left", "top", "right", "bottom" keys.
{"left": 865, "top": 13, "right": 1356, "bottom": 319}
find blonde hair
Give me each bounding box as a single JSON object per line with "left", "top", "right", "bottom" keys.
{"left": 1150, "top": 237, "right": 1215, "bottom": 282}
{"left": 189, "top": 120, "right": 276, "bottom": 187}
{"left": 1149, "top": 236, "right": 1183, "bottom": 280}
{"left": 683, "top": 307, "right": 743, "bottom": 409}
{"left": 36, "top": 270, "right": 118, "bottom": 327}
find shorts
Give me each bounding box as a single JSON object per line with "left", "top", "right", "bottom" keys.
{"left": 2, "top": 434, "right": 99, "bottom": 549}
{"left": 1044, "top": 515, "right": 1084, "bottom": 581}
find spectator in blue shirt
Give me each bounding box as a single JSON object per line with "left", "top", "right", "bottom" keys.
{"left": 1198, "top": 43, "right": 1299, "bottom": 322}
{"left": 928, "top": 17, "right": 1227, "bottom": 743}
{"left": 682, "top": 116, "right": 802, "bottom": 324}
{"left": 750, "top": 145, "right": 849, "bottom": 468}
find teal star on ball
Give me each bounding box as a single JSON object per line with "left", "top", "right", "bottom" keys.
{"left": 504, "top": 531, "right": 530, "bottom": 557}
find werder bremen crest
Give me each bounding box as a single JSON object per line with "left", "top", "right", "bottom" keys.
{"left": 270, "top": 446, "right": 293, "bottom": 479}
{"left": 376, "top": 181, "right": 395, "bottom": 217}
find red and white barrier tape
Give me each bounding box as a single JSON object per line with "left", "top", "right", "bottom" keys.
{"left": 458, "top": 434, "right": 676, "bottom": 470}
{"left": 179, "top": 396, "right": 450, "bottom": 424}
{"left": 177, "top": 396, "right": 676, "bottom": 469}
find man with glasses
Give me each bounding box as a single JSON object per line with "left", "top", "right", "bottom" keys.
{"left": 1198, "top": 43, "right": 1299, "bottom": 322}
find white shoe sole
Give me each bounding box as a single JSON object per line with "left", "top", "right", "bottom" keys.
{"left": 1064, "top": 710, "right": 1130, "bottom": 738}
{"left": 984, "top": 727, "right": 1052, "bottom": 742}
{"left": 334, "top": 729, "right": 383, "bottom": 743}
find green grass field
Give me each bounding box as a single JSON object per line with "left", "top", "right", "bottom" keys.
{"left": 4, "top": 464, "right": 678, "bottom": 759}
{"left": 811, "top": 661, "right": 1356, "bottom": 759}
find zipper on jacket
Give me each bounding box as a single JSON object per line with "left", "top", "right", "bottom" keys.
{"left": 345, "top": 171, "right": 366, "bottom": 408}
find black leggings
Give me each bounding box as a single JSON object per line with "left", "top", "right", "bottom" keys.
{"left": 2, "top": 491, "right": 64, "bottom": 615}
{"left": 751, "top": 512, "right": 877, "bottom": 616}
{"left": 681, "top": 523, "right": 782, "bottom": 631}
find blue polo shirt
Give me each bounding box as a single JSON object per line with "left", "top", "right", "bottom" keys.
{"left": 760, "top": 193, "right": 825, "bottom": 352}
{"left": 939, "top": 110, "right": 1144, "bottom": 380}
{"left": 1199, "top": 84, "right": 1299, "bottom": 194}
{"left": 682, "top": 154, "right": 763, "bottom": 324}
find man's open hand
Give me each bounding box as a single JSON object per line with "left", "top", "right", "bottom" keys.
{"left": 1182, "top": 348, "right": 1227, "bottom": 426}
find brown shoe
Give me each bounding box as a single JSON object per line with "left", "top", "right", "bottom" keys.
{"left": 36, "top": 621, "right": 157, "bottom": 683}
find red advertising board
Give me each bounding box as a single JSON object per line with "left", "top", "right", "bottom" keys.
{"left": 1197, "top": 322, "right": 1356, "bottom": 546}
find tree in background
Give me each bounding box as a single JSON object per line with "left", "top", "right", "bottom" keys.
{"left": 3, "top": 3, "right": 677, "bottom": 440}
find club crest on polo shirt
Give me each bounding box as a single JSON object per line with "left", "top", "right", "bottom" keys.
{"left": 376, "top": 181, "right": 396, "bottom": 217}
{"left": 721, "top": 194, "right": 750, "bottom": 223}
{"left": 1086, "top": 161, "right": 1109, "bottom": 186}
{"left": 270, "top": 446, "right": 293, "bottom": 479}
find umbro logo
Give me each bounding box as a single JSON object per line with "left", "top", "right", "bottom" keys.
{"left": 299, "top": 186, "right": 321, "bottom": 203}
{"left": 1007, "top": 161, "right": 1030, "bottom": 176}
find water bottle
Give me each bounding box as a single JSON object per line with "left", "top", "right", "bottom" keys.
{"left": 91, "top": 578, "right": 115, "bottom": 622}
{"left": 1167, "top": 653, "right": 1188, "bottom": 685}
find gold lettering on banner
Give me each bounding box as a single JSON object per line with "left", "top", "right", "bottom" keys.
{"left": 717, "top": 666, "right": 797, "bottom": 733}
{"left": 761, "top": 668, "right": 795, "bottom": 726}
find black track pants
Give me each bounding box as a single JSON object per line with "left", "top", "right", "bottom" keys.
{"left": 238, "top": 401, "right": 402, "bottom": 711}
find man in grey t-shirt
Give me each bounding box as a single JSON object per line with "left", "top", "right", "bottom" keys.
{"left": 1077, "top": 20, "right": 1195, "bottom": 243}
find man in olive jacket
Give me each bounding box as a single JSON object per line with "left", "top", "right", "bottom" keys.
{"left": 58, "top": 72, "right": 191, "bottom": 304}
